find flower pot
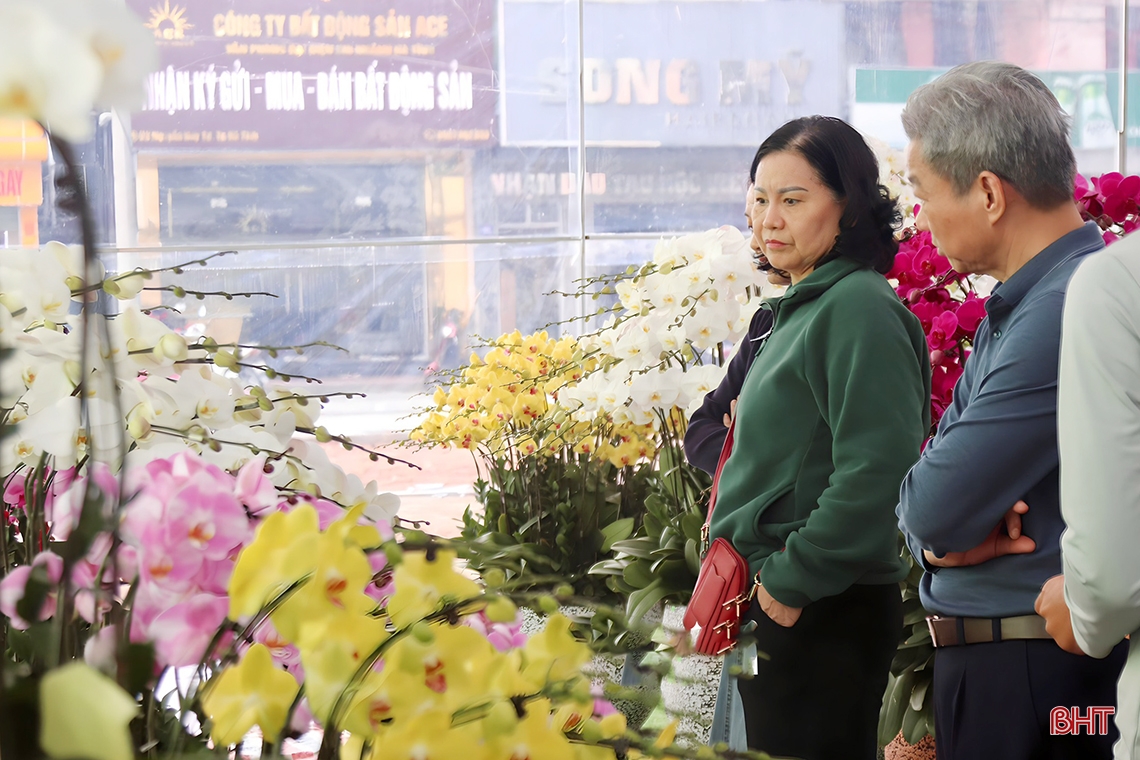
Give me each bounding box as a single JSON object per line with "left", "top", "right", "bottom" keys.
{"left": 660, "top": 603, "right": 722, "bottom": 746}
{"left": 519, "top": 603, "right": 663, "bottom": 730}
{"left": 884, "top": 731, "right": 936, "bottom": 760}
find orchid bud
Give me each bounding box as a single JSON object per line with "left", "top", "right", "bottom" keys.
{"left": 214, "top": 349, "right": 239, "bottom": 371}
{"left": 105, "top": 272, "right": 147, "bottom": 300}
{"left": 579, "top": 719, "right": 603, "bottom": 743}
{"left": 411, "top": 622, "right": 435, "bottom": 644}
{"left": 156, "top": 333, "right": 189, "bottom": 362}
{"left": 485, "top": 596, "right": 517, "bottom": 623}
{"left": 126, "top": 412, "right": 152, "bottom": 441}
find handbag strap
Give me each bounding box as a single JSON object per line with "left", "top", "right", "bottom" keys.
{"left": 700, "top": 417, "right": 736, "bottom": 552}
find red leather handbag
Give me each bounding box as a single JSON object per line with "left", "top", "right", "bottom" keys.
{"left": 683, "top": 420, "right": 756, "bottom": 656}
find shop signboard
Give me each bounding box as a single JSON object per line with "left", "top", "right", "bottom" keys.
{"left": 499, "top": 0, "right": 843, "bottom": 147}
{"left": 851, "top": 67, "right": 1130, "bottom": 150}
{"left": 126, "top": 0, "right": 495, "bottom": 149}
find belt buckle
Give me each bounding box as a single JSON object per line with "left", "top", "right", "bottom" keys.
{"left": 927, "top": 615, "right": 956, "bottom": 647}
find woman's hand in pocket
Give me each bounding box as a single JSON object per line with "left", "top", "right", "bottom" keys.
{"left": 756, "top": 583, "right": 802, "bottom": 627}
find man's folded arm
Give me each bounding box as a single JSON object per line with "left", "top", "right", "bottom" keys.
{"left": 899, "top": 297, "right": 1065, "bottom": 556}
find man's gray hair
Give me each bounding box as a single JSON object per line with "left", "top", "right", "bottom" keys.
{"left": 901, "top": 61, "right": 1076, "bottom": 209}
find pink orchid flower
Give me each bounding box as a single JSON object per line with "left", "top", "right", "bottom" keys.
{"left": 927, "top": 312, "right": 959, "bottom": 352}
{"left": 955, "top": 294, "right": 988, "bottom": 333}
{"left": 235, "top": 456, "right": 280, "bottom": 517}
{"left": 147, "top": 592, "right": 230, "bottom": 667}
{"left": 0, "top": 551, "right": 63, "bottom": 629}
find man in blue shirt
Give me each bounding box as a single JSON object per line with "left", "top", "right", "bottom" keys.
{"left": 897, "top": 61, "right": 1128, "bottom": 759}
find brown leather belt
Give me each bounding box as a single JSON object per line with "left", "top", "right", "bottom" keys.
{"left": 927, "top": 614, "right": 1052, "bottom": 647}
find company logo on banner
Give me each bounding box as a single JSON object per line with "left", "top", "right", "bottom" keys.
{"left": 126, "top": 0, "right": 495, "bottom": 149}
{"left": 500, "top": 0, "right": 842, "bottom": 147}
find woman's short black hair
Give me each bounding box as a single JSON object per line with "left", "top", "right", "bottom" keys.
{"left": 749, "top": 116, "right": 902, "bottom": 274}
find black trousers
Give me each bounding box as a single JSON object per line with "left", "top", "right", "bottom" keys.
{"left": 737, "top": 582, "right": 903, "bottom": 760}
{"left": 933, "top": 638, "right": 1128, "bottom": 760}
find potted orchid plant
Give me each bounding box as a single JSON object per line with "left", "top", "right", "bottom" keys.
{"left": 0, "top": 4, "right": 774, "bottom": 759}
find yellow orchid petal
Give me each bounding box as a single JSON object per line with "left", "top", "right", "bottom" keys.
{"left": 386, "top": 549, "right": 481, "bottom": 629}
{"left": 203, "top": 643, "right": 299, "bottom": 746}
{"left": 229, "top": 505, "right": 319, "bottom": 621}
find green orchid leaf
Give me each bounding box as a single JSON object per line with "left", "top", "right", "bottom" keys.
{"left": 600, "top": 518, "right": 636, "bottom": 551}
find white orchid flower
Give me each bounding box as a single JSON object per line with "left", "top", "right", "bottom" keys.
{"left": 629, "top": 369, "right": 681, "bottom": 412}
{"left": 641, "top": 271, "right": 690, "bottom": 318}
{"left": 45, "top": 241, "right": 103, "bottom": 291}
{"left": 265, "top": 385, "right": 321, "bottom": 430}
{"left": 13, "top": 396, "right": 84, "bottom": 467}
{"left": 363, "top": 491, "right": 401, "bottom": 524}
{"left": 679, "top": 364, "right": 728, "bottom": 412}
{"left": 674, "top": 230, "right": 722, "bottom": 266}
{"left": 611, "top": 328, "right": 655, "bottom": 368}
{"left": 39, "top": 0, "right": 157, "bottom": 113}
{"left": 110, "top": 305, "right": 187, "bottom": 371}
{"left": 166, "top": 366, "right": 238, "bottom": 429}
{"left": 652, "top": 237, "right": 686, "bottom": 269}
{"left": 656, "top": 323, "right": 685, "bottom": 354}
{"left": 0, "top": 249, "right": 72, "bottom": 327}
{"left": 0, "top": 4, "right": 102, "bottom": 142}
{"left": 614, "top": 278, "right": 645, "bottom": 313}
{"left": 596, "top": 375, "right": 628, "bottom": 414}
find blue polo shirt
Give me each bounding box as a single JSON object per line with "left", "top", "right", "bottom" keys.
{"left": 897, "top": 222, "right": 1105, "bottom": 618}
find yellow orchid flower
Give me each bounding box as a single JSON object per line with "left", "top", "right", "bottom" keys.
{"left": 202, "top": 643, "right": 299, "bottom": 746}
{"left": 386, "top": 624, "right": 506, "bottom": 711}
{"left": 573, "top": 747, "right": 618, "bottom": 760}
{"left": 295, "top": 608, "right": 390, "bottom": 723}
{"left": 343, "top": 666, "right": 443, "bottom": 736}
{"left": 486, "top": 699, "right": 576, "bottom": 760}
{"left": 228, "top": 504, "right": 320, "bottom": 622}
{"left": 386, "top": 549, "right": 481, "bottom": 629}
{"left": 271, "top": 508, "right": 376, "bottom": 641}
{"left": 520, "top": 614, "right": 591, "bottom": 691}
{"left": 368, "top": 707, "right": 486, "bottom": 760}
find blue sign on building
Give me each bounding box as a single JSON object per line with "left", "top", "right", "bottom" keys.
{"left": 499, "top": 0, "right": 843, "bottom": 147}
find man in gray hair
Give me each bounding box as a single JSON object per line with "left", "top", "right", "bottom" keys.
{"left": 896, "top": 60, "right": 1127, "bottom": 759}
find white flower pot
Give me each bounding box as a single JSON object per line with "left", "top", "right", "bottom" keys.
{"left": 661, "top": 603, "right": 722, "bottom": 746}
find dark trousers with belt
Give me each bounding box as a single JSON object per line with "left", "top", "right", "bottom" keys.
{"left": 737, "top": 582, "right": 903, "bottom": 760}
{"left": 933, "top": 638, "right": 1128, "bottom": 760}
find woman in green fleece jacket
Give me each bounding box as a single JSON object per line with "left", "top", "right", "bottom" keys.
{"left": 708, "top": 116, "right": 931, "bottom": 759}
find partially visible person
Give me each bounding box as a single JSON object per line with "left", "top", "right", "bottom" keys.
{"left": 685, "top": 158, "right": 788, "bottom": 753}
{"left": 895, "top": 60, "right": 1126, "bottom": 760}
{"left": 697, "top": 115, "right": 929, "bottom": 760}
{"left": 425, "top": 308, "right": 464, "bottom": 375}
{"left": 684, "top": 166, "right": 786, "bottom": 474}
{"left": 1034, "top": 233, "right": 1140, "bottom": 759}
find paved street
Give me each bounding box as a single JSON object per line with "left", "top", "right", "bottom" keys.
{"left": 315, "top": 374, "right": 478, "bottom": 537}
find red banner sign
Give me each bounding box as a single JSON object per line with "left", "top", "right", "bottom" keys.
{"left": 127, "top": 0, "right": 495, "bottom": 150}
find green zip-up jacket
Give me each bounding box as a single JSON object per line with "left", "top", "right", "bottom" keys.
{"left": 709, "top": 256, "right": 931, "bottom": 608}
